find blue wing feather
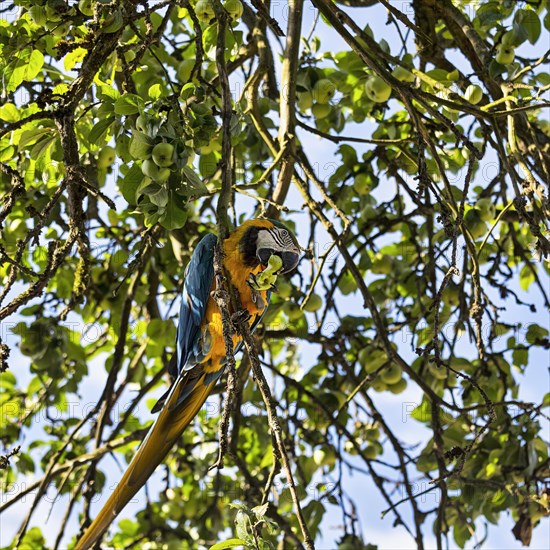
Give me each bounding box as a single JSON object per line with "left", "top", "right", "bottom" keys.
{"left": 153, "top": 233, "right": 217, "bottom": 413}
{"left": 176, "top": 233, "right": 217, "bottom": 375}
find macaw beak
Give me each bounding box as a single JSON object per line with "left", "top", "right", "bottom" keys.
{"left": 257, "top": 248, "right": 301, "bottom": 274}
{"left": 279, "top": 250, "right": 300, "bottom": 273}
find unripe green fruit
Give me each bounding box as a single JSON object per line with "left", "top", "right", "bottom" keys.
{"left": 365, "top": 75, "right": 391, "bottom": 103}
{"left": 78, "top": 0, "right": 94, "bottom": 16}
{"left": 312, "top": 78, "right": 336, "bottom": 104}
{"left": 465, "top": 84, "right": 483, "bottom": 105}
{"left": 277, "top": 279, "right": 292, "bottom": 299}
{"left": 380, "top": 363, "right": 402, "bottom": 385}
{"left": 427, "top": 361, "right": 447, "bottom": 380}
{"left": 353, "top": 173, "right": 370, "bottom": 194}
{"left": 195, "top": 0, "right": 214, "bottom": 23}
{"left": 156, "top": 167, "right": 171, "bottom": 183}
{"left": 285, "top": 302, "right": 304, "bottom": 321}
{"left": 358, "top": 348, "right": 386, "bottom": 373}
{"left": 152, "top": 142, "right": 175, "bottom": 167}
{"left": 392, "top": 65, "right": 415, "bottom": 83}
{"left": 496, "top": 45, "right": 515, "bottom": 65}
{"left": 388, "top": 378, "right": 407, "bottom": 394}
{"left": 257, "top": 98, "right": 270, "bottom": 115}
{"left": 97, "top": 146, "right": 116, "bottom": 168}
{"left": 364, "top": 426, "right": 380, "bottom": 441}
{"left": 363, "top": 442, "right": 382, "bottom": 459}
{"left": 297, "top": 91, "right": 313, "bottom": 111}
{"left": 303, "top": 293, "right": 322, "bottom": 312}
{"left": 311, "top": 103, "right": 331, "bottom": 119}
{"left": 358, "top": 348, "right": 368, "bottom": 367}
{"left": 360, "top": 205, "right": 377, "bottom": 222}
{"left": 141, "top": 159, "right": 160, "bottom": 179}
{"left": 370, "top": 378, "right": 387, "bottom": 392}
{"left": 224, "top": 0, "right": 243, "bottom": 21}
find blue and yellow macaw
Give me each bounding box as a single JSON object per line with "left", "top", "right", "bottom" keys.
{"left": 76, "top": 219, "right": 300, "bottom": 549}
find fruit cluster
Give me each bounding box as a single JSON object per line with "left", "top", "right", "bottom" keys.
{"left": 194, "top": 0, "right": 243, "bottom": 24}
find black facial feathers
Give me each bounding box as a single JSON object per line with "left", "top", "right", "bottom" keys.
{"left": 240, "top": 226, "right": 261, "bottom": 267}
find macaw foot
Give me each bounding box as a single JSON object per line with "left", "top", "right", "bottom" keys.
{"left": 231, "top": 309, "right": 251, "bottom": 327}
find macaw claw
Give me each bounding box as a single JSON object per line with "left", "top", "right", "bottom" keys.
{"left": 232, "top": 309, "right": 251, "bottom": 326}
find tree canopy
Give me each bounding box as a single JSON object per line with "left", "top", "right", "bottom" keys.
{"left": 0, "top": 0, "right": 549, "bottom": 548}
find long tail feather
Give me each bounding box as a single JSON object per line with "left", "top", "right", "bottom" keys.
{"left": 75, "top": 375, "right": 213, "bottom": 550}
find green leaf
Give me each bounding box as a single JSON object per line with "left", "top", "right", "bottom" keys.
{"left": 182, "top": 166, "right": 208, "bottom": 196}
{"left": 97, "top": 82, "right": 121, "bottom": 101}
{"left": 19, "top": 128, "right": 54, "bottom": 150}
{"left": 234, "top": 510, "right": 249, "bottom": 541}
{"left": 209, "top": 539, "right": 246, "bottom": 550}
{"left": 519, "top": 264, "right": 535, "bottom": 291}
{"left": 4, "top": 50, "right": 45, "bottom": 91}
{"left": 0, "top": 103, "right": 19, "bottom": 122}
{"left": 114, "top": 94, "right": 143, "bottom": 115}
{"left": 27, "top": 50, "right": 44, "bottom": 81}
{"left": 453, "top": 520, "right": 472, "bottom": 548}
{"left": 476, "top": 2, "right": 505, "bottom": 27}
{"left": 252, "top": 502, "right": 268, "bottom": 519}
{"left": 148, "top": 83, "right": 162, "bottom": 100}
{"left": 302, "top": 500, "right": 325, "bottom": 535}
{"left": 129, "top": 131, "right": 154, "bottom": 160}
{"left": 119, "top": 164, "right": 143, "bottom": 204}
{"left": 0, "top": 145, "right": 15, "bottom": 162}
{"left": 149, "top": 186, "right": 169, "bottom": 207}
{"left": 88, "top": 117, "right": 115, "bottom": 145}
{"left": 19, "top": 527, "right": 45, "bottom": 547}
{"left": 146, "top": 319, "right": 175, "bottom": 344}
{"left": 515, "top": 9, "right": 541, "bottom": 44}
{"left": 525, "top": 324, "right": 549, "bottom": 345}
{"left": 0, "top": 371, "right": 16, "bottom": 389}
{"left": 512, "top": 348, "right": 528, "bottom": 368}
{"left": 161, "top": 192, "right": 188, "bottom": 230}
{"left": 30, "top": 135, "right": 57, "bottom": 160}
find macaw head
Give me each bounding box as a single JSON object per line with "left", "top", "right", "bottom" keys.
{"left": 238, "top": 219, "right": 301, "bottom": 274}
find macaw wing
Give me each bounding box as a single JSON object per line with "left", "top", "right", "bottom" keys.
{"left": 152, "top": 233, "right": 217, "bottom": 413}
{"left": 175, "top": 232, "right": 217, "bottom": 375}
